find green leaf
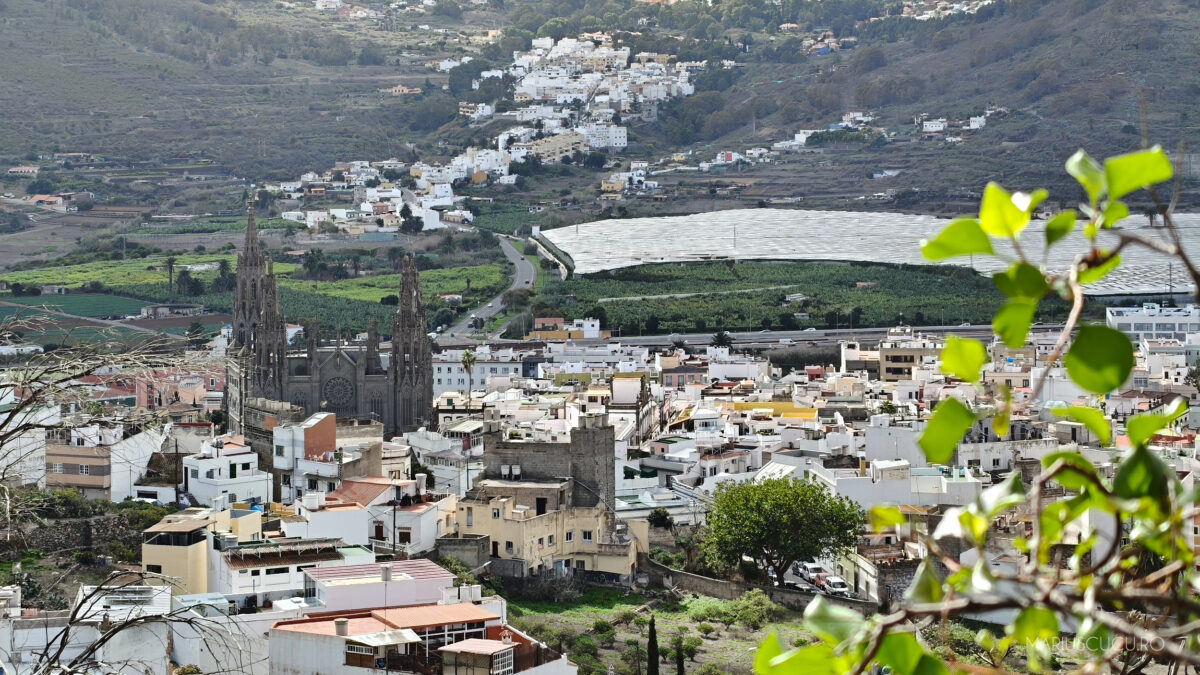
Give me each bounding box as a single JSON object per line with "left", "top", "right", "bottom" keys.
{"left": 1042, "top": 450, "right": 1102, "bottom": 491}
{"left": 1125, "top": 396, "right": 1187, "bottom": 447}
{"left": 917, "top": 398, "right": 974, "bottom": 464}
{"left": 802, "top": 597, "right": 863, "bottom": 646}
{"left": 754, "top": 632, "right": 784, "bottom": 675}
{"left": 1066, "top": 149, "right": 1105, "bottom": 205}
{"left": 875, "top": 632, "right": 924, "bottom": 674}
{"left": 1074, "top": 617, "right": 1114, "bottom": 655}
{"left": 869, "top": 505, "right": 906, "bottom": 532}
{"left": 1011, "top": 607, "right": 1059, "bottom": 646}
{"left": 940, "top": 336, "right": 987, "bottom": 382}
{"left": 1099, "top": 199, "right": 1128, "bottom": 229}
{"left": 757, "top": 643, "right": 838, "bottom": 675}
{"left": 1063, "top": 325, "right": 1134, "bottom": 393}
{"left": 992, "top": 383, "right": 1011, "bottom": 438}
{"left": 1044, "top": 210, "right": 1076, "bottom": 246}
{"left": 903, "top": 560, "right": 945, "bottom": 605}
{"left": 1104, "top": 145, "right": 1173, "bottom": 200}
{"left": 1054, "top": 406, "right": 1111, "bottom": 445}
{"left": 993, "top": 300, "right": 1036, "bottom": 349}
{"left": 979, "top": 183, "right": 1033, "bottom": 238}
{"left": 977, "top": 472, "right": 1026, "bottom": 518}
{"left": 920, "top": 218, "right": 995, "bottom": 261}
{"left": 1078, "top": 252, "right": 1120, "bottom": 285}
{"left": 1113, "top": 444, "right": 1172, "bottom": 503}
{"left": 992, "top": 263, "right": 1047, "bottom": 301}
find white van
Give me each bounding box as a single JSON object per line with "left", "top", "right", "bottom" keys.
{"left": 794, "top": 561, "right": 824, "bottom": 581}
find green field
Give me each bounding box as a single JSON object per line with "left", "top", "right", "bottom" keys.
{"left": 3, "top": 294, "right": 148, "bottom": 317}
{"left": 542, "top": 261, "right": 1078, "bottom": 335}
{"left": 0, "top": 255, "right": 510, "bottom": 333}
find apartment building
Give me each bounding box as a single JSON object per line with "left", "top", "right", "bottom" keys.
{"left": 141, "top": 506, "right": 263, "bottom": 594}
{"left": 45, "top": 421, "right": 164, "bottom": 501}
{"left": 1106, "top": 303, "right": 1200, "bottom": 342}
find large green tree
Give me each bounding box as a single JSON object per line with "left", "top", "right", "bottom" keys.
{"left": 703, "top": 478, "right": 864, "bottom": 585}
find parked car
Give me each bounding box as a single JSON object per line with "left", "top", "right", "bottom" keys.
{"left": 794, "top": 561, "right": 824, "bottom": 581}
{"left": 824, "top": 576, "right": 851, "bottom": 597}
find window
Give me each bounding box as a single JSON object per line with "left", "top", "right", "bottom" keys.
{"left": 190, "top": 468, "right": 198, "bottom": 478}
{"left": 582, "top": 530, "right": 593, "bottom": 543}
{"left": 346, "top": 644, "right": 373, "bottom": 655}
{"left": 505, "top": 541, "right": 514, "bottom": 554}
{"left": 242, "top": 463, "right": 251, "bottom": 471}
{"left": 992, "top": 458, "right": 1000, "bottom": 467}
{"left": 274, "top": 445, "right": 284, "bottom": 457}
{"left": 537, "top": 537, "right": 544, "bottom": 549}
{"left": 250, "top": 570, "right": 260, "bottom": 577}
{"left": 467, "top": 507, "right": 474, "bottom": 527}
{"left": 281, "top": 474, "right": 291, "bottom": 486}
{"left": 327, "top": 482, "right": 335, "bottom": 492}
{"left": 548, "top": 534, "right": 555, "bottom": 547}
{"left": 78, "top": 465, "right": 90, "bottom": 475}
{"left": 146, "top": 564, "right": 162, "bottom": 573}
{"left": 266, "top": 567, "right": 288, "bottom": 575}
{"left": 492, "top": 508, "right": 500, "bottom": 519}
{"left": 565, "top": 530, "right": 574, "bottom": 543}
{"left": 51, "top": 463, "right": 63, "bottom": 474}
{"left": 308, "top": 478, "right": 318, "bottom": 490}
{"left": 206, "top": 469, "right": 215, "bottom": 479}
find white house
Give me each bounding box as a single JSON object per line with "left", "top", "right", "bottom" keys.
{"left": 183, "top": 433, "right": 273, "bottom": 507}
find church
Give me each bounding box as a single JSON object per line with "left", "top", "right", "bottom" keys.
{"left": 224, "top": 203, "right": 433, "bottom": 438}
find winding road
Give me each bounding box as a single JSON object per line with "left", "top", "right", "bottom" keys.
{"left": 439, "top": 237, "right": 536, "bottom": 343}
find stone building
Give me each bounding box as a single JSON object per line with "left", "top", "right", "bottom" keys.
{"left": 224, "top": 204, "right": 433, "bottom": 441}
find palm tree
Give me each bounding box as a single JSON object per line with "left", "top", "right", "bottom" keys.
{"left": 461, "top": 349, "right": 476, "bottom": 405}
{"left": 175, "top": 269, "right": 194, "bottom": 297}
{"left": 711, "top": 330, "right": 734, "bottom": 348}
{"left": 164, "top": 256, "right": 177, "bottom": 297}
{"left": 217, "top": 258, "right": 232, "bottom": 277}
{"left": 386, "top": 246, "right": 405, "bottom": 272}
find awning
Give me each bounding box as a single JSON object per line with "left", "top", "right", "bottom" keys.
{"left": 351, "top": 629, "right": 421, "bottom": 647}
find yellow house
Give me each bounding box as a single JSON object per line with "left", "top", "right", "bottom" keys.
{"left": 141, "top": 507, "right": 262, "bottom": 594}
{"left": 457, "top": 480, "right": 644, "bottom": 582}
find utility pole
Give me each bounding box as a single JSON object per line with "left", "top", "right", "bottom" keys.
{"left": 174, "top": 438, "right": 181, "bottom": 506}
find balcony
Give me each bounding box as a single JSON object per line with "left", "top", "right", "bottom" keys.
{"left": 368, "top": 539, "right": 422, "bottom": 558}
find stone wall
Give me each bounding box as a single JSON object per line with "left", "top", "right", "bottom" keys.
{"left": 436, "top": 534, "right": 490, "bottom": 570}
{"left": 640, "top": 555, "right": 878, "bottom": 614}
{"left": 874, "top": 558, "right": 921, "bottom": 610}
{"left": 0, "top": 514, "right": 143, "bottom": 562}
{"left": 482, "top": 418, "right": 615, "bottom": 509}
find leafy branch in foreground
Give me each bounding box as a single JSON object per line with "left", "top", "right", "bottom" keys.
{"left": 755, "top": 144, "right": 1200, "bottom": 675}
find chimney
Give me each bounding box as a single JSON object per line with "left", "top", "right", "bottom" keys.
{"left": 335, "top": 618, "right": 349, "bottom": 636}
{"left": 380, "top": 563, "right": 392, "bottom": 582}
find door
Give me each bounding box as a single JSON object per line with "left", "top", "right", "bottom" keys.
{"left": 374, "top": 521, "right": 385, "bottom": 540}
{"left": 492, "top": 541, "right": 499, "bottom": 557}
{"left": 229, "top": 463, "right": 237, "bottom": 479}
{"left": 536, "top": 497, "right": 547, "bottom": 516}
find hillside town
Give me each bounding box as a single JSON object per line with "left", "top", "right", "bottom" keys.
{"left": 1, "top": 204, "right": 1196, "bottom": 671}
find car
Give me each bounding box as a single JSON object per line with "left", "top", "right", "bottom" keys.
{"left": 803, "top": 327, "right": 817, "bottom": 332}
{"left": 824, "top": 576, "right": 851, "bottom": 596}
{"left": 959, "top": 322, "right": 971, "bottom": 327}
{"left": 487, "top": 302, "right": 494, "bottom": 308}
{"left": 759, "top": 328, "right": 771, "bottom": 333}
{"left": 795, "top": 561, "right": 823, "bottom": 581}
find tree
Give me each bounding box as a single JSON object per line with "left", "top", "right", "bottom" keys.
{"left": 755, "top": 145, "right": 1200, "bottom": 675}
{"left": 704, "top": 478, "right": 864, "bottom": 585}
{"left": 386, "top": 246, "right": 406, "bottom": 272}
{"left": 174, "top": 269, "right": 195, "bottom": 297}
{"left": 672, "top": 634, "right": 685, "bottom": 675}
{"left": 622, "top": 638, "right": 646, "bottom": 675}
{"left": 647, "top": 507, "right": 673, "bottom": 528}
{"left": 461, "top": 349, "right": 477, "bottom": 397}
{"left": 710, "top": 331, "right": 733, "bottom": 348}
{"left": 163, "top": 256, "right": 177, "bottom": 297}
{"left": 646, "top": 615, "right": 659, "bottom": 675}
{"left": 184, "top": 321, "right": 206, "bottom": 348}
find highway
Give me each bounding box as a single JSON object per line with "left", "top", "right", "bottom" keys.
{"left": 603, "top": 324, "right": 1066, "bottom": 349}
{"left": 440, "top": 237, "right": 536, "bottom": 343}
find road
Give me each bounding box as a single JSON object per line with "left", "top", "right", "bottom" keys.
{"left": 439, "top": 237, "right": 536, "bottom": 343}
{"left": 607, "top": 324, "right": 1068, "bottom": 348}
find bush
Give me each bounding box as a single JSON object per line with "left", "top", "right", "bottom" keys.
{"left": 570, "top": 635, "right": 598, "bottom": 659}
{"left": 729, "top": 589, "right": 784, "bottom": 630}
{"left": 647, "top": 507, "right": 674, "bottom": 528}
{"left": 697, "top": 623, "right": 715, "bottom": 637}
{"left": 615, "top": 609, "right": 637, "bottom": 625}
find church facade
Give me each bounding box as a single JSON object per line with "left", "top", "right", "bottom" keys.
{"left": 225, "top": 204, "right": 433, "bottom": 439}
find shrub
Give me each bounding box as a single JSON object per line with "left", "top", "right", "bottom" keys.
{"left": 697, "top": 623, "right": 715, "bottom": 638}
